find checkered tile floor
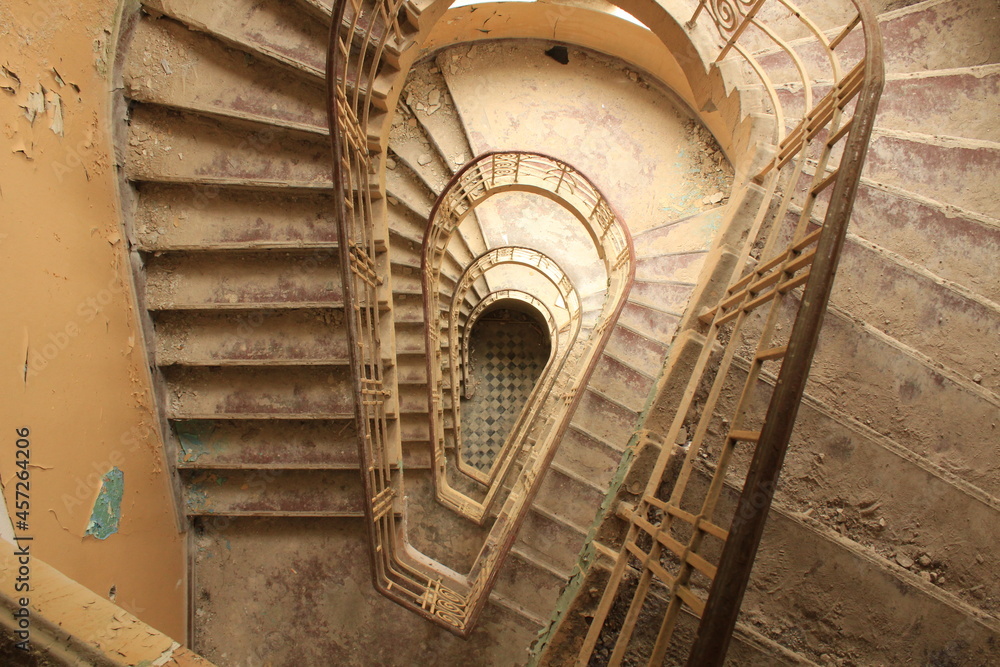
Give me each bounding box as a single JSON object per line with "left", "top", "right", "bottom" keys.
{"left": 460, "top": 314, "right": 549, "bottom": 472}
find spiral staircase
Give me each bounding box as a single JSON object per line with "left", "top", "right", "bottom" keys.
{"left": 102, "top": 0, "right": 1000, "bottom": 664}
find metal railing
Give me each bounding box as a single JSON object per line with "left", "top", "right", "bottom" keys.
{"left": 446, "top": 255, "right": 574, "bottom": 492}
{"left": 575, "top": 0, "right": 883, "bottom": 663}
{"left": 328, "top": 1, "right": 636, "bottom": 632}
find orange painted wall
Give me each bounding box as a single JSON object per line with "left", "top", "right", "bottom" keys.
{"left": 0, "top": 0, "right": 186, "bottom": 640}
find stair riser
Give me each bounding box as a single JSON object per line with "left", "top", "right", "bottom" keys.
{"left": 145, "top": 253, "right": 342, "bottom": 309}
{"left": 126, "top": 106, "right": 333, "bottom": 187}
{"left": 174, "top": 419, "right": 359, "bottom": 468}
{"left": 183, "top": 469, "right": 364, "bottom": 515}
{"left": 124, "top": 17, "right": 328, "bottom": 132}
{"left": 155, "top": 310, "right": 348, "bottom": 365}
{"left": 164, "top": 366, "right": 355, "bottom": 418}
{"left": 136, "top": 184, "right": 337, "bottom": 250}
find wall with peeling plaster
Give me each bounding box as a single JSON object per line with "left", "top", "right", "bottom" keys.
{"left": 0, "top": 0, "right": 186, "bottom": 641}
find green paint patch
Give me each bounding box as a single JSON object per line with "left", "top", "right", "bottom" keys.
{"left": 175, "top": 420, "right": 216, "bottom": 463}
{"left": 85, "top": 467, "right": 123, "bottom": 540}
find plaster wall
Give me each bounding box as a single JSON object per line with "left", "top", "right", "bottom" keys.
{"left": 0, "top": 0, "right": 186, "bottom": 640}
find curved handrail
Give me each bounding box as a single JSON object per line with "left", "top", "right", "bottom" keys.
{"left": 330, "top": 0, "right": 882, "bottom": 649}
{"left": 439, "top": 247, "right": 581, "bottom": 517}
{"left": 421, "top": 152, "right": 633, "bottom": 524}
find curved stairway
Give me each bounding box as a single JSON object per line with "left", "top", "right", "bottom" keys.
{"left": 542, "top": 0, "right": 1000, "bottom": 664}
{"left": 111, "top": 0, "right": 1000, "bottom": 663}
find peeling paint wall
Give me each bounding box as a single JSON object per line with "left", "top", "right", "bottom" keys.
{"left": 0, "top": 0, "right": 186, "bottom": 640}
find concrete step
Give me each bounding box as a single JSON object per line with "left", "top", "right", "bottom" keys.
{"left": 631, "top": 206, "right": 727, "bottom": 257}
{"left": 403, "top": 58, "right": 476, "bottom": 172}
{"left": 172, "top": 418, "right": 358, "bottom": 469}
{"left": 135, "top": 183, "right": 338, "bottom": 251}
{"left": 616, "top": 299, "right": 682, "bottom": 344}
{"left": 603, "top": 323, "right": 671, "bottom": 380}
{"left": 385, "top": 156, "right": 435, "bottom": 218}
{"left": 123, "top": 14, "right": 328, "bottom": 134}
{"left": 182, "top": 468, "right": 364, "bottom": 516}
{"left": 391, "top": 295, "right": 426, "bottom": 324}
{"left": 552, "top": 425, "right": 625, "bottom": 493}
{"left": 535, "top": 466, "right": 606, "bottom": 532}
{"left": 163, "top": 365, "right": 356, "bottom": 419}
{"left": 754, "top": 0, "right": 1000, "bottom": 86}
{"left": 690, "top": 467, "right": 1000, "bottom": 664}
{"left": 743, "top": 298, "right": 1000, "bottom": 498}
{"left": 586, "top": 353, "right": 656, "bottom": 413}
{"left": 492, "top": 549, "right": 569, "bottom": 623}
{"left": 711, "top": 365, "right": 1000, "bottom": 613}
{"left": 154, "top": 309, "right": 350, "bottom": 366}
{"left": 861, "top": 130, "right": 1000, "bottom": 220}
{"left": 126, "top": 104, "right": 333, "bottom": 188}
{"left": 397, "top": 383, "right": 429, "bottom": 414}
{"left": 142, "top": 0, "right": 328, "bottom": 83}
{"left": 634, "top": 251, "right": 709, "bottom": 285}
{"left": 839, "top": 179, "right": 1000, "bottom": 303}
{"left": 775, "top": 66, "right": 1000, "bottom": 144}
{"left": 830, "top": 233, "right": 1000, "bottom": 391}
{"left": 569, "top": 389, "right": 640, "bottom": 451}
{"left": 144, "top": 251, "right": 342, "bottom": 310}
{"left": 389, "top": 120, "right": 452, "bottom": 193}
{"left": 515, "top": 505, "right": 588, "bottom": 577}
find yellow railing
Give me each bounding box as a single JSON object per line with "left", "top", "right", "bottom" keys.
{"left": 574, "top": 0, "right": 884, "bottom": 663}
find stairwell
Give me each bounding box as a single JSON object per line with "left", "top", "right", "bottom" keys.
{"left": 104, "top": 0, "right": 1000, "bottom": 664}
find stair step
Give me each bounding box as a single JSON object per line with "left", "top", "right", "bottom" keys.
{"left": 172, "top": 418, "right": 358, "bottom": 468}
{"left": 394, "top": 322, "right": 427, "bottom": 354}
{"left": 776, "top": 67, "right": 1000, "bottom": 144}
{"left": 604, "top": 323, "right": 670, "bottom": 379}
{"left": 569, "top": 389, "right": 639, "bottom": 451}
{"left": 634, "top": 251, "right": 709, "bottom": 284}
{"left": 385, "top": 159, "right": 435, "bottom": 218}
{"left": 164, "top": 366, "right": 355, "bottom": 419}
{"left": 632, "top": 206, "right": 727, "bottom": 256}
{"left": 143, "top": 0, "right": 328, "bottom": 81}
{"left": 144, "top": 251, "right": 342, "bottom": 310}
{"left": 535, "top": 467, "right": 606, "bottom": 532}
{"left": 135, "top": 183, "right": 337, "bottom": 251}
{"left": 126, "top": 104, "right": 333, "bottom": 188}
{"left": 553, "top": 427, "right": 623, "bottom": 493}
{"left": 862, "top": 130, "right": 1000, "bottom": 219}
{"left": 388, "top": 122, "right": 452, "bottom": 193}
{"left": 516, "top": 507, "right": 588, "bottom": 577}
{"left": 755, "top": 0, "right": 1000, "bottom": 87}
{"left": 182, "top": 468, "right": 364, "bottom": 516}
{"left": 830, "top": 233, "right": 1000, "bottom": 391}
{"left": 587, "top": 354, "right": 656, "bottom": 413}
{"left": 617, "top": 300, "right": 682, "bottom": 343}
{"left": 839, "top": 180, "right": 1000, "bottom": 303}
{"left": 154, "top": 309, "right": 349, "bottom": 366}
{"left": 760, "top": 300, "right": 1000, "bottom": 497}
{"left": 493, "top": 549, "right": 569, "bottom": 620}
{"left": 403, "top": 60, "right": 475, "bottom": 172}
{"left": 700, "top": 468, "right": 1000, "bottom": 664}
{"left": 714, "top": 367, "right": 1000, "bottom": 609}
{"left": 124, "top": 15, "right": 328, "bottom": 135}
